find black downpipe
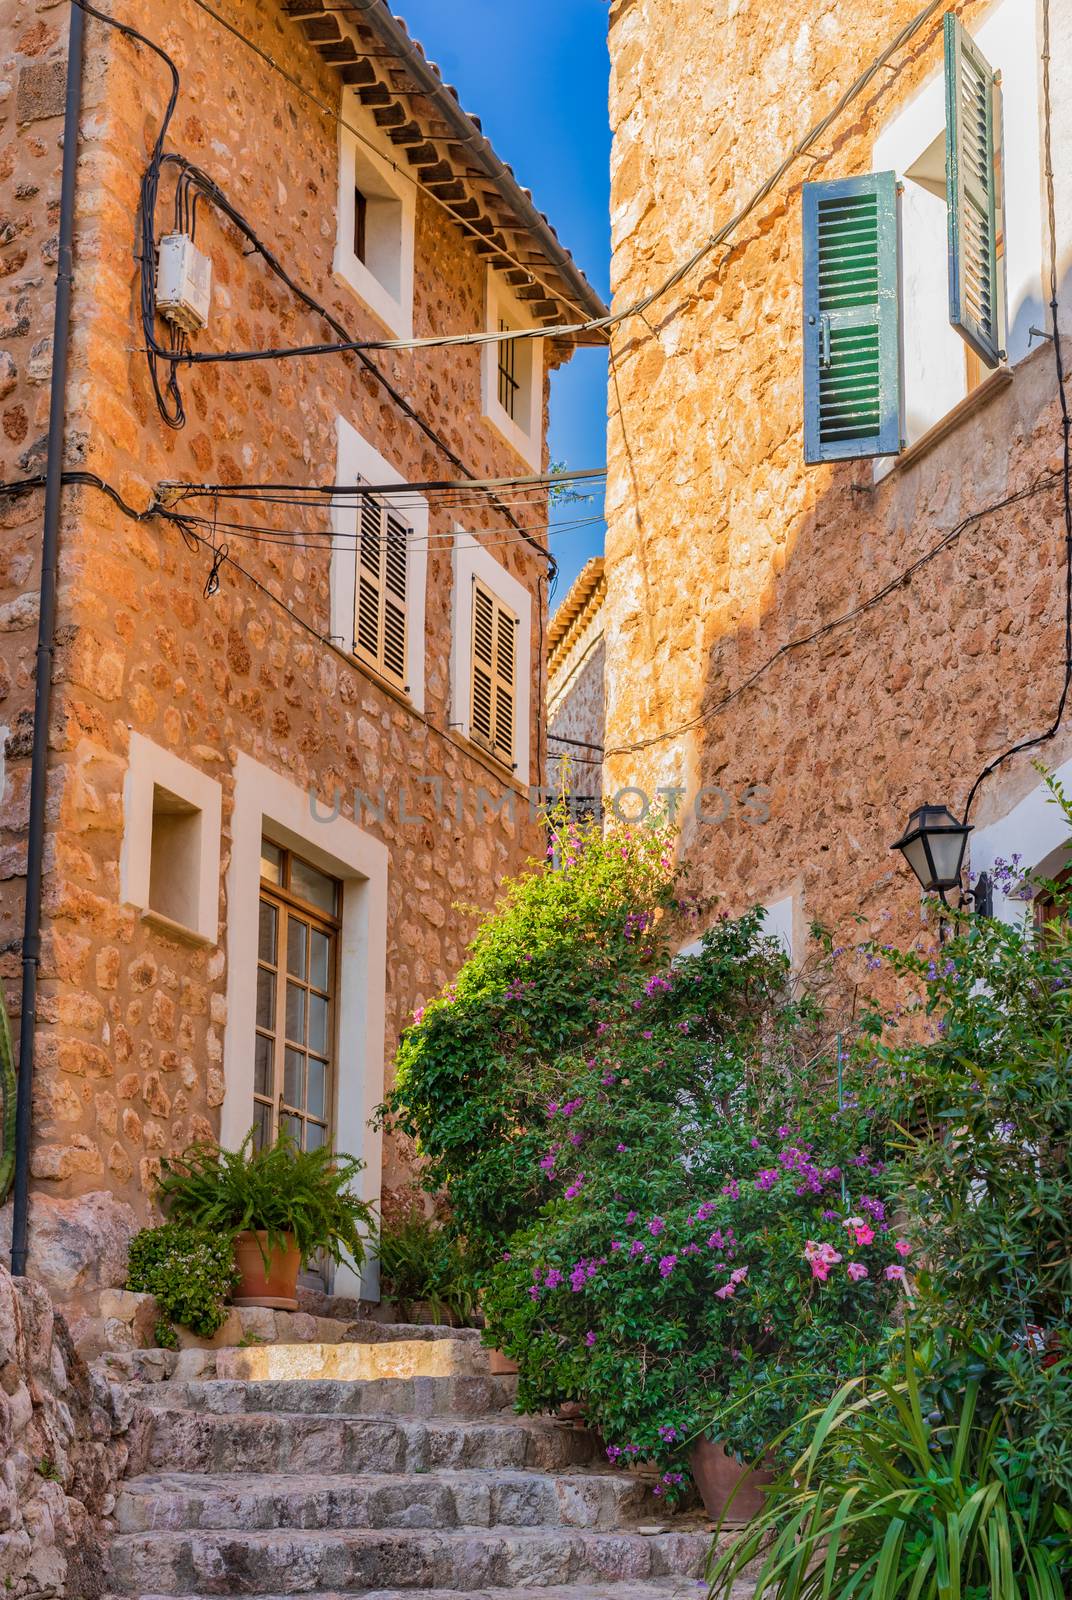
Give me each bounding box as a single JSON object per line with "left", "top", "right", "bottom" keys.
{"left": 10, "top": 0, "right": 85, "bottom": 1276}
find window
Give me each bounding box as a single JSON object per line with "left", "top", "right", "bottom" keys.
{"left": 335, "top": 100, "right": 415, "bottom": 338}
{"left": 148, "top": 787, "right": 202, "bottom": 930}
{"left": 470, "top": 579, "right": 517, "bottom": 767}
{"left": 331, "top": 417, "right": 429, "bottom": 711}
{"left": 254, "top": 840, "right": 340, "bottom": 1155}
{"left": 803, "top": 0, "right": 1043, "bottom": 463}
{"left": 120, "top": 733, "right": 222, "bottom": 944}
{"left": 353, "top": 186, "right": 368, "bottom": 264}
{"left": 498, "top": 319, "right": 522, "bottom": 420}
{"left": 481, "top": 271, "right": 543, "bottom": 469}
{"left": 450, "top": 533, "right": 534, "bottom": 784}
{"left": 354, "top": 492, "right": 409, "bottom": 688}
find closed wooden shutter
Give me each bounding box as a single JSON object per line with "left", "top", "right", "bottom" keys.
{"left": 471, "top": 579, "right": 517, "bottom": 767}
{"left": 802, "top": 172, "right": 902, "bottom": 463}
{"left": 353, "top": 492, "right": 409, "bottom": 687}
{"left": 945, "top": 13, "right": 1005, "bottom": 370}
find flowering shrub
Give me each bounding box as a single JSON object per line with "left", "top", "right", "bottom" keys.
{"left": 869, "top": 780, "right": 1072, "bottom": 1500}
{"left": 480, "top": 919, "right": 904, "bottom": 1500}
{"left": 382, "top": 816, "right": 693, "bottom": 1259}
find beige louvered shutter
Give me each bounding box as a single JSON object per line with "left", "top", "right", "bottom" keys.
{"left": 382, "top": 510, "right": 408, "bottom": 684}
{"left": 492, "top": 599, "right": 516, "bottom": 765}
{"left": 471, "top": 581, "right": 495, "bottom": 748}
{"left": 354, "top": 495, "right": 382, "bottom": 667}
{"left": 354, "top": 495, "right": 408, "bottom": 688}
{"left": 470, "top": 580, "right": 517, "bottom": 767}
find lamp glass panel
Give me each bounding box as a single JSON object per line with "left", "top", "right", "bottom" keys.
{"left": 929, "top": 829, "right": 968, "bottom": 887}
{"left": 901, "top": 833, "right": 934, "bottom": 888}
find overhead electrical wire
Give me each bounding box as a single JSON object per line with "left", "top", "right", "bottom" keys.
{"left": 960, "top": 0, "right": 1072, "bottom": 824}
{"left": 182, "top": 0, "right": 595, "bottom": 324}
{"left": 139, "top": 0, "right": 951, "bottom": 367}
{"left": 603, "top": 472, "right": 1066, "bottom": 761}
{"left": 73, "top": 0, "right": 555, "bottom": 597}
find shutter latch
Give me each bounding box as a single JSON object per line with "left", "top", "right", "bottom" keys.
{"left": 819, "top": 314, "right": 832, "bottom": 369}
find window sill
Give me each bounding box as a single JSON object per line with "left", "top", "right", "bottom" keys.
{"left": 482, "top": 399, "right": 542, "bottom": 473}
{"left": 881, "top": 365, "right": 1014, "bottom": 479}
{"left": 139, "top": 906, "right": 216, "bottom": 947}
{"left": 453, "top": 727, "right": 521, "bottom": 779}
{"left": 332, "top": 255, "right": 413, "bottom": 341}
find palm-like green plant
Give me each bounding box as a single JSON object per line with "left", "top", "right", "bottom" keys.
{"left": 709, "top": 1326, "right": 1072, "bottom": 1600}
{"left": 377, "top": 1209, "right": 478, "bottom": 1325}
{"left": 156, "top": 1131, "right": 376, "bottom": 1267}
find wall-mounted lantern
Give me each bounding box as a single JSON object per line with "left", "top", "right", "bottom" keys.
{"left": 890, "top": 804, "right": 972, "bottom": 902}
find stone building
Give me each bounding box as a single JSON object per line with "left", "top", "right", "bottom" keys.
{"left": 603, "top": 0, "right": 1072, "bottom": 969}
{"left": 0, "top": 0, "right": 604, "bottom": 1298}
{"left": 547, "top": 556, "right": 605, "bottom": 814}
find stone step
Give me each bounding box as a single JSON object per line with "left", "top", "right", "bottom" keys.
{"left": 137, "top": 1375, "right": 518, "bottom": 1417}
{"left": 146, "top": 1409, "right": 603, "bottom": 1476}
{"left": 213, "top": 1336, "right": 494, "bottom": 1382}
{"left": 108, "top": 1585, "right": 741, "bottom": 1600}
{"left": 106, "top": 1526, "right": 712, "bottom": 1594}
{"left": 114, "top": 1468, "right": 652, "bottom": 1533}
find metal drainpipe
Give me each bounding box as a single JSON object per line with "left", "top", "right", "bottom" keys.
{"left": 10, "top": 0, "right": 85, "bottom": 1276}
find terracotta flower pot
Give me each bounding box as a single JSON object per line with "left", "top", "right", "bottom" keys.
{"left": 690, "top": 1436, "right": 773, "bottom": 1524}
{"left": 486, "top": 1347, "right": 519, "bottom": 1375}
{"left": 232, "top": 1229, "right": 302, "bottom": 1309}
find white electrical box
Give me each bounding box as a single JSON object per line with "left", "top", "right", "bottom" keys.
{"left": 155, "top": 233, "right": 212, "bottom": 333}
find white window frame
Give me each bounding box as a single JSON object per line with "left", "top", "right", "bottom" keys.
{"left": 481, "top": 270, "right": 544, "bottom": 470}
{"left": 871, "top": 0, "right": 1044, "bottom": 467}
{"left": 331, "top": 416, "right": 428, "bottom": 712}
{"left": 334, "top": 94, "right": 416, "bottom": 339}
{"left": 967, "top": 754, "right": 1072, "bottom": 926}
{"left": 450, "top": 532, "right": 533, "bottom": 786}
{"left": 221, "top": 752, "right": 388, "bottom": 1300}
{"left": 119, "top": 732, "right": 222, "bottom": 945}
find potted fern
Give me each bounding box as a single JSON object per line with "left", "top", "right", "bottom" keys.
{"left": 156, "top": 1131, "right": 375, "bottom": 1309}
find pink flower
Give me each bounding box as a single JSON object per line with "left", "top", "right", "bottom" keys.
{"left": 894, "top": 1240, "right": 912, "bottom": 1257}
{"left": 804, "top": 1240, "right": 842, "bottom": 1281}
{"left": 729, "top": 1266, "right": 749, "bottom": 1285}
{"left": 847, "top": 1262, "right": 868, "bottom": 1282}
{"left": 714, "top": 1283, "right": 736, "bottom": 1300}
{"left": 885, "top": 1264, "right": 907, "bottom": 1283}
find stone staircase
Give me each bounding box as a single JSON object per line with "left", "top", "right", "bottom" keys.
{"left": 101, "top": 1321, "right": 732, "bottom": 1600}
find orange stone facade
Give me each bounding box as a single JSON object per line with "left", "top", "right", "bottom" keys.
{"left": 0, "top": 0, "right": 602, "bottom": 1267}
{"left": 604, "top": 0, "right": 1072, "bottom": 966}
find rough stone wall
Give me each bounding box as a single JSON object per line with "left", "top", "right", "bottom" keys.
{"left": 548, "top": 639, "right": 605, "bottom": 805}
{"left": 604, "top": 0, "right": 1072, "bottom": 967}
{"left": 0, "top": 1261, "right": 144, "bottom": 1597}
{"left": 0, "top": 0, "right": 565, "bottom": 1227}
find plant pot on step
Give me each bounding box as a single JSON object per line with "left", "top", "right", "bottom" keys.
{"left": 690, "top": 1436, "right": 773, "bottom": 1525}
{"left": 232, "top": 1229, "right": 302, "bottom": 1310}
{"left": 486, "top": 1347, "right": 519, "bottom": 1375}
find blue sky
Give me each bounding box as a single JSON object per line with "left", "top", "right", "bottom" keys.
{"left": 399, "top": 0, "right": 611, "bottom": 606}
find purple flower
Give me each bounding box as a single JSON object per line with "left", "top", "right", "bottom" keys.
{"left": 721, "top": 1179, "right": 740, "bottom": 1200}
{"left": 648, "top": 1216, "right": 666, "bottom": 1237}
{"left": 616, "top": 1143, "right": 628, "bottom": 1153}
{"left": 658, "top": 1254, "right": 678, "bottom": 1277}
{"left": 564, "top": 1173, "right": 585, "bottom": 1199}
{"left": 755, "top": 1169, "right": 779, "bottom": 1191}
{"left": 545, "top": 1268, "right": 563, "bottom": 1290}
{"left": 658, "top": 1424, "right": 679, "bottom": 1442}
{"left": 585, "top": 1330, "right": 597, "bottom": 1347}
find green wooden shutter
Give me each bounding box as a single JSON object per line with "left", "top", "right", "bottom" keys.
{"left": 945, "top": 12, "right": 1005, "bottom": 368}
{"left": 802, "top": 172, "right": 902, "bottom": 463}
